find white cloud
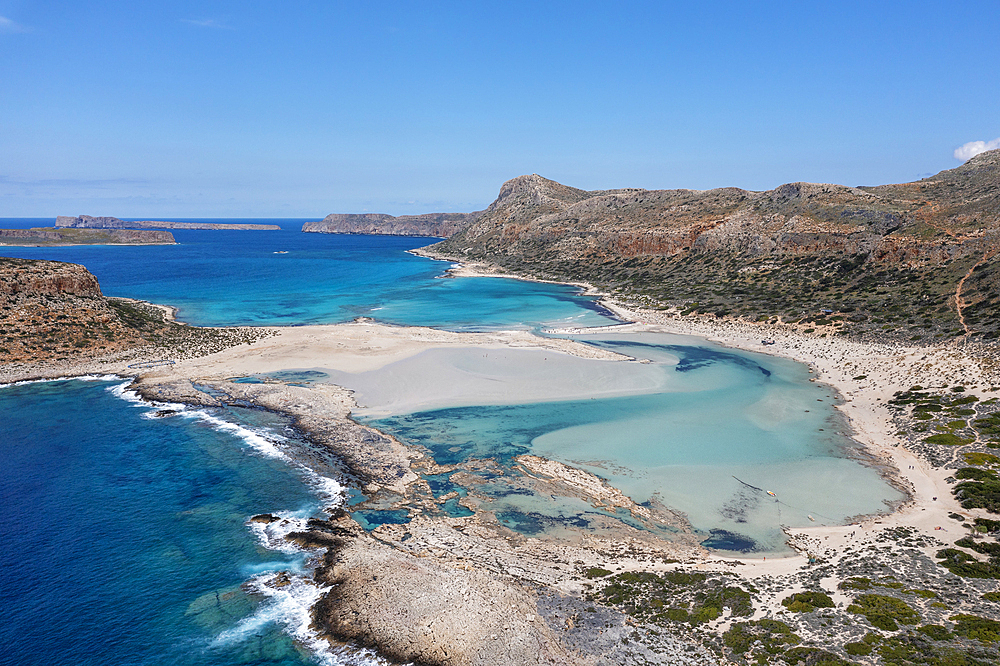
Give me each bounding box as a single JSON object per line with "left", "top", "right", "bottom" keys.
{"left": 0, "top": 15, "right": 28, "bottom": 33}
{"left": 954, "top": 137, "right": 1000, "bottom": 162}
{"left": 181, "top": 18, "right": 234, "bottom": 30}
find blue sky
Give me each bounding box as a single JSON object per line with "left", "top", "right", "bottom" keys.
{"left": 1, "top": 1, "right": 998, "bottom": 217}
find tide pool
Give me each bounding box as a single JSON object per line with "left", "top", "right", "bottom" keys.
{"left": 0, "top": 219, "right": 619, "bottom": 330}
{"left": 0, "top": 378, "right": 377, "bottom": 666}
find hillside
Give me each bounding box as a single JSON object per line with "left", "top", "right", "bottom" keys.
{"left": 429, "top": 151, "right": 1000, "bottom": 342}
{"left": 0, "top": 257, "right": 266, "bottom": 367}
{"left": 303, "top": 211, "right": 483, "bottom": 237}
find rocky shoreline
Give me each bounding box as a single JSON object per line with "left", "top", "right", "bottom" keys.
{"left": 3, "top": 266, "right": 1000, "bottom": 664}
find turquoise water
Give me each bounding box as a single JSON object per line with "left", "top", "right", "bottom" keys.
{"left": 0, "top": 219, "right": 619, "bottom": 330}
{"left": 0, "top": 378, "right": 374, "bottom": 666}
{"left": 362, "top": 334, "right": 902, "bottom": 552}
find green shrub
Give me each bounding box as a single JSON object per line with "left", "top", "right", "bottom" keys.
{"left": 781, "top": 591, "right": 835, "bottom": 612}
{"left": 839, "top": 577, "right": 872, "bottom": 590}
{"left": 956, "top": 467, "right": 999, "bottom": 481}
{"left": 924, "top": 433, "right": 972, "bottom": 446}
{"left": 847, "top": 594, "right": 919, "bottom": 631}
{"left": 964, "top": 452, "right": 1000, "bottom": 466}
{"left": 585, "top": 567, "right": 612, "bottom": 578}
{"left": 936, "top": 548, "right": 1000, "bottom": 578}
{"left": 844, "top": 642, "right": 872, "bottom": 656}
{"left": 915, "top": 624, "right": 952, "bottom": 641}
{"left": 954, "top": 476, "right": 1000, "bottom": 513}
{"left": 723, "top": 619, "right": 800, "bottom": 656}
{"left": 983, "top": 591, "right": 1000, "bottom": 603}
{"left": 954, "top": 536, "right": 1000, "bottom": 556}
{"left": 950, "top": 614, "right": 1000, "bottom": 644}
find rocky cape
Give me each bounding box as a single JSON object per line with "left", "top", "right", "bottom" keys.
{"left": 56, "top": 215, "right": 280, "bottom": 231}
{"left": 0, "top": 227, "right": 175, "bottom": 246}
{"left": 0, "top": 257, "right": 269, "bottom": 368}
{"left": 303, "top": 211, "right": 483, "bottom": 237}
{"left": 427, "top": 151, "right": 1000, "bottom": 342}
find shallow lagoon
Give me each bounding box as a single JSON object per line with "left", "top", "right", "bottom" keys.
{"left": 345, "top": 332, "right": 903, "bottom": 553}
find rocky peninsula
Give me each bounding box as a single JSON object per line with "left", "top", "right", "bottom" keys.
{"left": 56, "top": 215, "right": 280, "bottom": 231}
{"left": 303, "top": 211, "right": 482, "bottom": 237}
{"left": 0, "top": 227, "right": 175, "bottom": 246}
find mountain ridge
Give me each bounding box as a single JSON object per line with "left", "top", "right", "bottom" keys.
{"left": 429, "top": 151, "right": 1000, "bottom": 341}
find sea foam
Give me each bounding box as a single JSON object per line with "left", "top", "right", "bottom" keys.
{"left": 216, "top": 574, "right": 390, "bottom": 666}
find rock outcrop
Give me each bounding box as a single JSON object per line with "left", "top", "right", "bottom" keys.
{"left": 55, "top": 215, "right": 279, "bottom": 231}
{"left": 303, "top": 211, "right": 483, "bottom": 238}
{"left": 312, "top": 524, "right": 576, "bottom": 666}
{"left": 0, "top": 258, "right": 270, "bottom": 369}
{"left": 0, "top": 257, "right": 104, "bottom": 298}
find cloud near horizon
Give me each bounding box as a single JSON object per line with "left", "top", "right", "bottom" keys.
{"left": 954, "top": 137, "right": 1000, "bottom": 162}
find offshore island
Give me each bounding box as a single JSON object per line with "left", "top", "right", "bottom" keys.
{"left": 3, "top": 150, "right": 1000, "bottom": 666}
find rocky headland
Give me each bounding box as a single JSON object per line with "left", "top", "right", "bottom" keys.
{"left": 56, "top": 215, "right": 280, "bottom": 231}
{"left": 423, "top": 150, "right": 1000, "bottom": 343}
{"left": 302, "top": 211, "right": 483, "bottom": 237}
{"left": 0, "top": 257, "right": 271, "bottom": 376}
{"left": 0, "top": 227, "right": 175, "bottom": 246}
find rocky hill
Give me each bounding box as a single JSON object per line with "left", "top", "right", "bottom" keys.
{"left": 56, "top": 215, "right": 280, "bottom": 231}
{"left": 0, "top": 257, "right": 267, "bottom": 368}
{"left": 429, "top": 151, "right": 1000, "bottom": 342}
{"left": 0, "top": 228, "right": 175, "bottom": 245}
{"left": 303, "top": 211, "right": 483, "bottom": 237}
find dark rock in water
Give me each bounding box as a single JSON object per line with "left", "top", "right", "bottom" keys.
{"left": 700, "top": 529, "right": 757, "bottom": 553}
{"left": 151, "top": 409, "right": 178, "bottom": 418}
{"left": 267, "top": 571, "right": 292, "bottom": 588}
{"left": 249, "top": 513, "right": 280, "bottom": 524}
{"left": 285, "top": 530, "right": 344, "bottom": 549}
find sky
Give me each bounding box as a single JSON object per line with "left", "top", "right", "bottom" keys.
{"left": 1, "top": 1, "right": 999, "bottom": 218}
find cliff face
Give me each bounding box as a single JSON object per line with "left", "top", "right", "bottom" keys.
{"left": 303, "top": 211, "right": 483, "bottom": 237}
{"left": 0, "top": 258, "right": 270, "bottom": 368}
{"left": 0, "top": 257, "right": 146, "bottom": 362}
{"left": 0, "top": 258, "right": 104, "bottom": 298}
{"left": 430, "top": 152, "right": 1000, "bottom": 341}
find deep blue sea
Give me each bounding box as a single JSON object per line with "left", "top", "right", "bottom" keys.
{"left": 0, "top": 377, "right": 361, "bottom": 666}
{"left": 0, "top": 218, "right": 899, "bottom": 664}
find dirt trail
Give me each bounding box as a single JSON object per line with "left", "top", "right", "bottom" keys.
{"left": 955, "top": 246, "right": 1000, "bottom": 337}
